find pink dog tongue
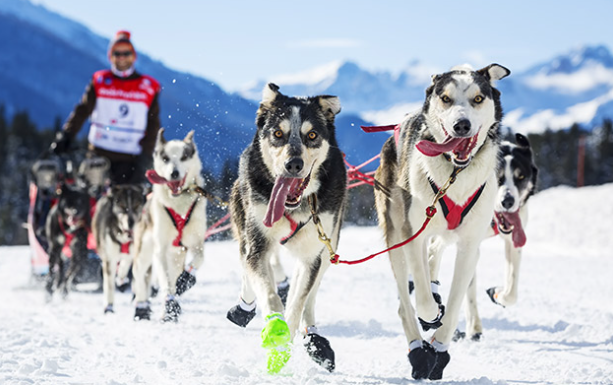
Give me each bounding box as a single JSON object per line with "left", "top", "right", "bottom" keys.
{"left": 416, "top": 136, "right": 464, "bottom": 157}
{"left": 263, "top": 177, "right": 302, "bottom": 227}
{"left": 501, "top": 211, "right": 527, "bottom": 248}
{"left": 145, "top": 169, "right": 168, "bottom": 184}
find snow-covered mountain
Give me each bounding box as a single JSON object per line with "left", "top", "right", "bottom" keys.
{"left": 0, "top": 0, "right": 257, "bottom": 173}
{"left": 0, "top": 0, "right": 381, "bottom": 171}
{"left": 240, "top": 46, "right": 613, "bottom": 134}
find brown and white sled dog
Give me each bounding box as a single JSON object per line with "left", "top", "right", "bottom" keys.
{"left": 131, "top": 129, "right": 206, "bottom": 322}
{"left": 374, "top": 64, "right": 510, "bottom": 380}
{"left": 92, "top": 184, "right": 145, "bottom": 314}
{"left": 429, "top": 133, "right": 538, "bottom": 341}
{"left": 228, "top": 83, "right": 346, "bottom": 373}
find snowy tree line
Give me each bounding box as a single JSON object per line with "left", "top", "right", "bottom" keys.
{"left": 1, "top": 104, "right": 612, "bottom": 245}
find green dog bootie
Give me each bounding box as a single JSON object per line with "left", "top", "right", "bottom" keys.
{"left": 261, "top": 313, "right": 291, "bottom": 373}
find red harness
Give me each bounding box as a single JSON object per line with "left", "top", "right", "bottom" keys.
{"left": 429, "top": 179, "right": 485, "bottom": 230}
{"left": 164, "top": 199, "right": 199, "bottom": 247}
{"left": 280, "top": 213, "right": 311, "bottom": 245}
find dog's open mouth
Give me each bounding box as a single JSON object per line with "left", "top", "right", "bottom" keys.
{"left": 416, "top": 133, "right": 479, "bottom": 166}
{"left": 263, "top": 174, "right": 311, "bottom": 227}
{"left": 495, "top": 210, "right": 526, "bottom": 248}
{"left": 168, "top": 175, "right": 187, "bottom": 196}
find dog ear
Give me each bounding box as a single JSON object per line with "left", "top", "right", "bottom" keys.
{"left": 476, "top": 64, "right": 511, "bottom": 85}
{"left": 156, "top": 128, "right": 166, "bottom": 149}
{"left": 318, "top": 95, "right": 341, "bottom": 120}
{"left": 515, "top": 133, "right": 530, "bottom": 149}
{"left": 184, "top": 130, "right": 195, "bottom": 143}
{"left": 261, "top": 83, "right": 280, "bottom": 106}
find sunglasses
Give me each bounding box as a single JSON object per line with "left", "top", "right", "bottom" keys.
{"left": 112, "top": 50, "right": 133, "bottom": 58}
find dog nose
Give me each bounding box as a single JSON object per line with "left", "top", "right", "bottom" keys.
{"left": 453, "top": 119, "right": 472, "bottom": 136}
{"left": 128, "top": 217, "right": 135, "bottom": 229}
{"left": 170, "top": 169, "right": 179, "bottom": 180}
{"left": 285, "top": 157, "right": 304, "bottom": 175}
{"left": 502, "top": 194, "right": 515, "bottom": 210}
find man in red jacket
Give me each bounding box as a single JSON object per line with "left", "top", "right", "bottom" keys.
{"left": 51, "top": 30, "right": 161, "bottom": 184}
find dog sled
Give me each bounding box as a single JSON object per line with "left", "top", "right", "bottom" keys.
{"left": 27, "top": 152, "right": 110, "bottom": 290}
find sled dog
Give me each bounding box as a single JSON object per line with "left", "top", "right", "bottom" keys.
{"left": 228, "top": 83, "right": 346, "bottom": 373}
{"left": 131, "top": 129, "right": 206, "bottom": 322}
{"left": 45, "top": 183, "right": 91, "bottom": 299}
{"left": 92, "top": 184, "right": 145, "bottom": 314}
{"left": 431, "top": 133, "right": 538, "bottom": 341}
{"left": 374, "top": 64, "right": 510, "bottom": 380}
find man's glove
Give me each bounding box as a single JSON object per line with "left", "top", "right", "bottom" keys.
{"left": 50, "top": 132, "right": 71, "bottom": 154}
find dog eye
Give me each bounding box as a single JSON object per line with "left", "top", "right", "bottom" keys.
{"left": 516, "top": 174, "right": 525, "bottom": 180}
{"left": 441, "top": 95, "right": 451, "bottom": 103}
{"left": 307, "top": 131, "right": 318, "bottom": 140}
{"left": 273, "top": 129, "right": 284, "bottom": 139}
{"left": 474, "top": 95, "right": 484, "bottom": 104}
{"left": 180, "top": 154, "right": 188, "bottom": 161}
{"left": 162, "top": 156, "right": 170, "bottom": 163}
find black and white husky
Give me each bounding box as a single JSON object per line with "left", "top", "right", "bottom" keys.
{"left": 441, "top": 133, "right": 538, "bottom": 340}
{"left": 45, "top": 183, "right": 91, "bottom": 299}
{"left": 374, "top": 64, "right": 510, "bottom": 380}
{"left": 131, "top": 129, "right": 206, "bottom": 322}
{"left": 228, "top": 83, "right": 346, "bottom": 373}
{"left": 92, "top": 184, "right": 145, "bottom": 314}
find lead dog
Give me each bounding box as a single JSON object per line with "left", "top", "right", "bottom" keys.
{"left": 92, "top": 184, "right": 145, "bottom": 314}
{"left": 131, "top": 129, "right": 206, "bottom": 322}
{"left": 433, "top": 133, "right": 538, "bottom": 341}
{"left": 374, "top": 64, "right": 510, "bottom": 380}
{"left": 229, "top": 83, "right": 346, "bottom": 373}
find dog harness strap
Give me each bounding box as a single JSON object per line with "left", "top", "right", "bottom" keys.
{"left": 280, "top": 214, "right": 311, "bottom": 245}
{"left": 164, "top": 199, "right": 199, "bottom": 247}
{"left": 360, "top": 124, "right": 401, "bottom": 146}
{"left": 490, "top": 218, "right": 500, "bottom": 236}
{"left": 429, "top": 180, "right": 486, "bottom": 230}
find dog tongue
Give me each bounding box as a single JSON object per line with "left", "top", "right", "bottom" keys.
{"left": 500, "top": 211, "right": 527, "bottom": 248}
{"left": 146, "top": 170, "right": 168, "bottom": 184}
{"left": 263, "top": 176, "right": 302, "bottom": 228}
{"left": 416, "top": 136, "right": 464, "bottom": 157}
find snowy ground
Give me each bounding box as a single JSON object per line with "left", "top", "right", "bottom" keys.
{"left": 1, "top": 184, "right": 612, "bottom": 385}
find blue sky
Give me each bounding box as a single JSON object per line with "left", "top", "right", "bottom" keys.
{"left": 32, "top": 0, "right": 613, "bottom": 92}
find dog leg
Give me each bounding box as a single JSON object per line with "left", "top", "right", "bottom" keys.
{"left": 270, "top": 252, "right": 289, "bottom": 305}
{"left": 464, "top": 273, "right": 483, "bottom": 340}
{"left": 429, "top": 243, "right": 481, "bottom": 380}
{"left": 101, "top": 253, "right": 116, "bottom": 313}
{"left": 63, "top": 231, "right": 88, "bottom": 297}
{"left": 489, "top": 241, "right": 522, "bottom": 307}
{"left": 46, "top": 243, "right": 62, "bottom": 298}
{"left": 227, "top": 272, "right": 258, "bottom": 327}
{"left": 176, "top": 244, "right": 203, "bottom": 296}
{"left": 405, "top": 239, "right": 443, "bottom": 327}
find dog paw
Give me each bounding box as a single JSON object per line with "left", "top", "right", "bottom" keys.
{"left": 134, "top": 303, "right": 151, "bottom": 321}
{"left": 104, "top": 304, "right": 114, "bottom": 314}
{"left": 226, "top": 304, "right": 256, "bottom": 328}
{"left": 470, "top": 332, "right": 482, "bottom": 341}
{"left": 486, "top": 287, "right": 505, "bottom": 307}
{"left": 452, "top": 329, "right": 466, "bottom": 342}
{"left": 418, "top": 304, "right": 445, "bottom": 331}
{"left": 267, "top": 344, "right": 291, "bottom": 374}
{"left": 115, "top": 277, "right": 131, "bottom": 293}
{"left": 162, "top": 298, "right": 182, "bottom": 323}
{"left": 261, "top": 313, "right": 291, "bottom": 349}
{"left": 175, "top": 270, "right": 196, "bottom": 296}
{"left": 428, "top": 350, "right": 451, "bottom": 380}
{"left": 277, "top": 278, "right": 290, "bottom": 307}
{"left": 407, "top": 341, "right": 436, "bottom": 380}
{"left": 304, "top": 333, "right": 335, "bottom": 372}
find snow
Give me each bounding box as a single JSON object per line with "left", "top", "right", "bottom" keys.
{"left": 2, "top": 184, "right": 613, "bottom": 385}
{"left": 525, "top": 64, "right": 613, "bottom": 94}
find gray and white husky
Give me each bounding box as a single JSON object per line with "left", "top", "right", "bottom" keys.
{"left": 92, "top": 184, "right": 145, "bottom": 314}
{"left": 228, "top": 83, "right": 346, "bottom": 373}
{"left": 374, "top": 64, "right": 510, "bottom": 380}
{"left": 431, "top": 132, "right": 538, "bottom": 341}
{"left": 131, "top": 129, "right": 206, "bottom": 322}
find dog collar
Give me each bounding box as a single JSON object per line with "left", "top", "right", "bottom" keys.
{"left": 279, "top": 213, "right": 311, "bottom": 245}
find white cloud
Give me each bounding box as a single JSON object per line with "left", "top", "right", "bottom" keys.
{"left": 525, "top": 63, "right": 613, "bottom": 94}
{"left": 461, "top": 50, "right": 488, "bottom": 68}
